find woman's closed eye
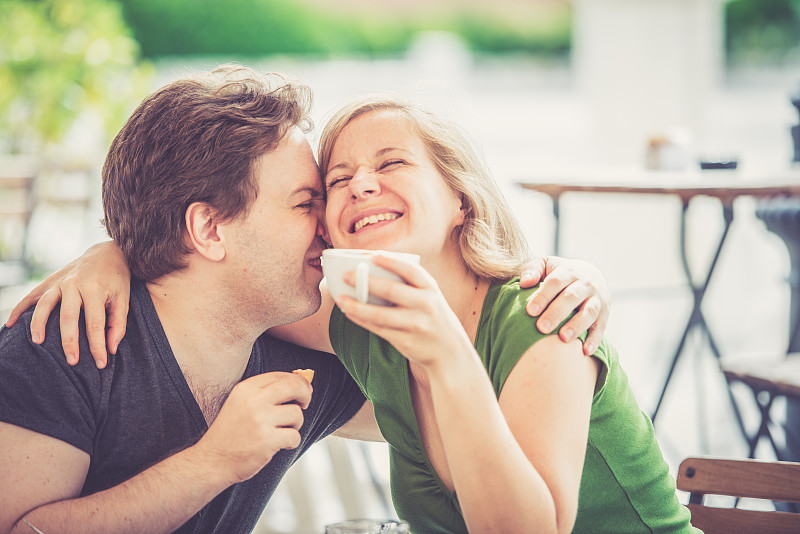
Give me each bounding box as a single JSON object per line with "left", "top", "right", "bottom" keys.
{"left": 379, "top": 159, "right": 405, "bottom": 171}
{"left": 326, "top": 175, "right": 351, "bottom": 190}
{"left": 326, "top": 160, "right": 404, "bottom": 190}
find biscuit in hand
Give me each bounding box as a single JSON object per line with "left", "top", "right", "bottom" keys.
{"left": 292, "top": 368, "right": 314, "bottom": 384}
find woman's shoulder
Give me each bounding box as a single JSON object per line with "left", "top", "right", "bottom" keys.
{"left": 480, "top": 277, "right": 618, "bottom": 395}
{"left": 481, "top": 277, "right": 551, "bottom": 338}
{"left": 477, "top": 278, "right": 558, "bottom": 391}
{"left": 483, "top": 277, "right": 534, "bottom": 317}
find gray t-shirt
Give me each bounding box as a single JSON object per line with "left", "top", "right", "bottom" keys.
{"left": 0, "top": 278, "right": 366, "bottom": 533}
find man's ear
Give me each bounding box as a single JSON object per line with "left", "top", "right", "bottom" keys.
{"left": 185, "top": 202, "right": 226, "bottom": 262}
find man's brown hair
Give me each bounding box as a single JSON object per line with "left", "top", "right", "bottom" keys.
{"left": 102, "top": 64, "right": 313, "bottom": 281}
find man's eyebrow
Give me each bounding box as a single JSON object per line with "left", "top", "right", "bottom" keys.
{"left": 288, "top": 186, "right": 324, "bottom": 200}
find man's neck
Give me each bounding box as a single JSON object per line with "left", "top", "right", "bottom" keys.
{"left": 146, "top": 272, "right": 260, "bottom": 392}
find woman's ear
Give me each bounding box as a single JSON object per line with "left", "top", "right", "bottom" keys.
{"left": 454, "top": 196, "right": 467, "bottom": 227}
{"left": 185, "top": 202, "right": 226, "bottom": 262}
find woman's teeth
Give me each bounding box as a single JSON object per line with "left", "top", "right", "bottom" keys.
{"left": 353, "top": 212, "right": 398, "bottom": 232}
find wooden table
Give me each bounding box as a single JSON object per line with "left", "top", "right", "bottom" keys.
{"left": 518, "top": 170, "right": 800, "bottom": 430}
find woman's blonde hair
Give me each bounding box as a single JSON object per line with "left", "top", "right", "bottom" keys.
{"left": 318, "top": 96, "right": 531, "bottom": 282}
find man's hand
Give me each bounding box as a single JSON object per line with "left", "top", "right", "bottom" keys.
{"left": 0, "top": 372, "right": 313, "bottom": 533}
{"left": 519, "top": 256, "right": 610, "bottom": 355}
{"left": 193, "top": 372, "right": 313, "bottom": 485}
{"left": 5, "top": 241, "right": 130, "bottom": 369}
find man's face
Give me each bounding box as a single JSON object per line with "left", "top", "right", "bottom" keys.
{"left": 223, "top": 127, "right": 327, "bottom": 327}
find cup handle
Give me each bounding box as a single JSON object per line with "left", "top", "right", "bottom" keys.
{"left": 355, "top": 263, "right": 369, "bottom": 304}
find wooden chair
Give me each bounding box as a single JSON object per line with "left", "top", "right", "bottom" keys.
{"left": 677, "top": 456, "right": 800, "bottom": 533}
{"left": 721, "top": 353, "right": 800, "bottom": 459}
{"left": 0, "top": 158, "right": 37, "bottom": 288}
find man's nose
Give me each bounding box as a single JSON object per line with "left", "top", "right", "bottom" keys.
{"left": 349, "top": 167, "right": 381, "bottom": 199}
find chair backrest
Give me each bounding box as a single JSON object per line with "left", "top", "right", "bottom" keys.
{"left": 677, "top": 456, "right": 800, "bottom": 534}
{"left": 0, "top": 159, "right": 37, "bottom": 288}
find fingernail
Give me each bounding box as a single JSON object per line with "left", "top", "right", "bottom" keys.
{"left": 520, "top": 271, "right": 533, "bottom": 284}
{"left": 539, "top": 319, "right": 551, "bottom": 333}
{"left": 66, "top": 353, "right": 76, "bottom": 365}
{"left": 585, "top": 344, "right": 595, "bottom": 355}
{"left": 95, "top": 359, "right": 106, "bottom": 369}
{"left": 31, "top": 333, "right": 41, "bottom": 344}
{"left": 528, "top": 303, "right": 541, "bottom": 316}
{"left": 562, "top": 328, "right": 575, "bottom": 341}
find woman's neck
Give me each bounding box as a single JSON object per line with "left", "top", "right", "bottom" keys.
{"left": 409, "top": 249, "right": 490, "bottom": 395}
{"left": 421, "top": 249, "right": 489, "bottom": 341}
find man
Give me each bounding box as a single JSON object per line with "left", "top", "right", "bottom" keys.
{"left": 0, "top": 65, "right": 608, "bottom": 533}
{"left": 0, "top": 65, "right": 372, "bottom": 533}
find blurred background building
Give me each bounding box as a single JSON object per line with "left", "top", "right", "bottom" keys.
{"left": 2, "top": 0, "right": 800, "bottom": 532}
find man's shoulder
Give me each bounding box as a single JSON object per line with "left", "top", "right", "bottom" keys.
{"left": 253, "top": 333, "right": 366, "bottom": 441}
{"left": 0, "top": 303, "right": 35, "bottom": 342}
{"left": 253, "top": 333, "right": 360, "bottom": 397}
{"left": 0, "top": 303, "right": 105, "bottom": 383}
{"left": 0, "top": 284, "right": 146, "bottom": 374}
{"left": 0, "top": 303, "right": 65, "bottom": 357}
{"left": 255, "top": 332, "right": 340, "bottom": 371}
{"left": 257, "top": 330, "right": 340, "bottom": 357}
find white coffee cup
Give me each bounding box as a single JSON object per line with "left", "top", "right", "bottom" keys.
{"left": 322, "top": 249, "right": 420, "bottom": 306}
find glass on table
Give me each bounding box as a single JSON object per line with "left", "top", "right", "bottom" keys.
{"left": 324, "top": 518, "right": 409, "bottom": 533}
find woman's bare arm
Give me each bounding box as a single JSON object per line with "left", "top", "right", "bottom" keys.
{"left": 5, "top": 241, "right": 130, "bottom": 368}
{"left": 5, "top": 250, "right": 612, "bottom": 366}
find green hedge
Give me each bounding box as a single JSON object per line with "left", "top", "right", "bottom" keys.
{"left": 726, "top": 0, "right": 800, "bottom": 63}
{"left": 118, "top": 0, "right": 571, "bottom": 58}
{"left": 120, "top": 0, "right": 412, "bottom": 57}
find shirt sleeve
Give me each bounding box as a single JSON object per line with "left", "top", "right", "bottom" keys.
{"left": 0, "top": 310, "right": 102, "bottom": 455}
{"left": 260, "top": 333, "right": 366, "bottom": 444}
{"left": 304, "top": 346, "right": 367, "bottom": 441}
{"left": 328, "top": 305, "right": 371, "bottom": 393}
{"left": 479, "top": 281, "right": 610, "bottom": 399}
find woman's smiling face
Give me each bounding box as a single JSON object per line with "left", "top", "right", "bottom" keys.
{"left": 323, "top": 109, "right": 464, "bottom": 259}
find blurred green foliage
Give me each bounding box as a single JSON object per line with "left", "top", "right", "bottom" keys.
{"left": 726, "top": 0, "right": 800, "bottom": 64}
{"left": 452, "top": 10, "right": 571, "bottom": 55}
{"left": 119, "top": 0, "right": 411, "bottom": 56}
{"left": 117, "top": 0, "right": 570, "bottom": 58}
{"left": 0, "top": 0, "right": 152, "bottom": 153}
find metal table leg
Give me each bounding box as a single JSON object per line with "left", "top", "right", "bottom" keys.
{"left": 651, "top": 201, "right": 746, "bottom": 440}
{"left": 551, "top": 194, "right": 561, "bottom": 256}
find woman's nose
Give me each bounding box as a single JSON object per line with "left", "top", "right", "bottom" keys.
{"left": 349, "top": 167, "right": 381, "bottom": 199}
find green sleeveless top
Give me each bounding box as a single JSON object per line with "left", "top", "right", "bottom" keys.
{"left": 330, "top": 279, "right": 700, "bottom": 533}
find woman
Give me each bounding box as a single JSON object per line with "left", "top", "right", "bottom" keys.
{"left": 308, "top": 97, "right": 696, "bottom": 533}
{"left": 7, "top": 97, "right": 695, "bottom": 533}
